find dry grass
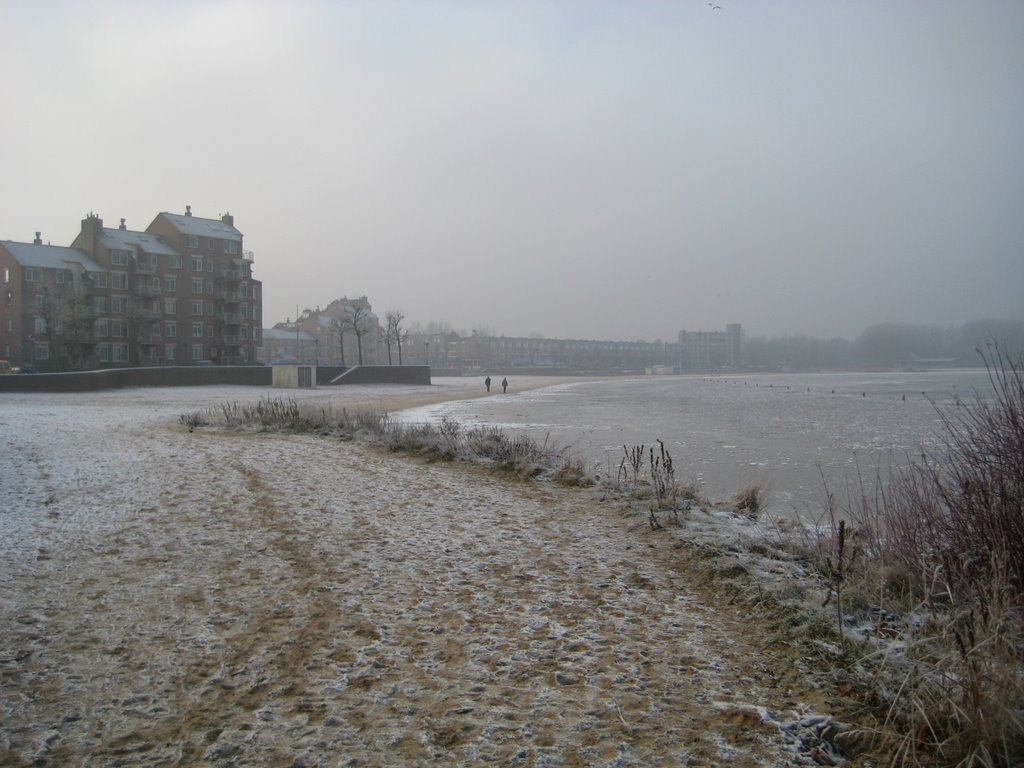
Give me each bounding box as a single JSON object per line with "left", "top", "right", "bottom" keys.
{"left": 796, "top": 345, "right": 1024, "bottom": 767}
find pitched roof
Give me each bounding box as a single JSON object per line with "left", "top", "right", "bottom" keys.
{"left": 157, "top": 212, "right": 242, "bottom": 241}
{"left": 98, "top": 228, "right": 179, "bottom": 256}
{"left": 0, "top": 240, "right": 104, "bottom": 272}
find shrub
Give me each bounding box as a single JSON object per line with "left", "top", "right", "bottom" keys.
{"left": 553, "top": 459, "right": 593, "bottom": 487}
{"left": 735, "top": 484, "right": 762, "bottom": 519}
{"left": 179, "top": 411, "right": 208, "bottom": 429}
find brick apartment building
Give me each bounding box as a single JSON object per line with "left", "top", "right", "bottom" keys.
{"left": 0, "top": 207, "right": 261, "bottom": 369}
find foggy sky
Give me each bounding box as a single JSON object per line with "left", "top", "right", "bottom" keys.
{"left": 2, "top": 1, "right": 1022, "bottom": 342}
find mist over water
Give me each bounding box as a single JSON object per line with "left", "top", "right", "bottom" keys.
{"left": 404, "top": 369, "right": 993, "bottom": 520}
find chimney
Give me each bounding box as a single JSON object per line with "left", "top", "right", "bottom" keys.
{"left": 119, "top": 218, "right": 127, "bottom": 230}
{"left": 185, "top": 205, "right": 192, "bottom": 217}
{"left": 221, "top": 212, "right": 234, "bottom": 227}
{"left": 33, "top": 232, "right": 42, "bottom": 245}
{"left": 79, "top": 213, "right": 103, "bottom": 255}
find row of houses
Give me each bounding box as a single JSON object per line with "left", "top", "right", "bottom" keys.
{"left": 414, "top": 324, "right": 743, "bottom": 372}
{"left": 0, "top": 207, "right": 262, "bottom": 369}
{"left": 263, "top": 307, "right": 743, "bottom": 373}
{"left": 2, "top": 204, "right": 740, "bottom": 373}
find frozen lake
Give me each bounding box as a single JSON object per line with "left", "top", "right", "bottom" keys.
{"left": 401, "top": 369, "right": 993, "bottom": 519}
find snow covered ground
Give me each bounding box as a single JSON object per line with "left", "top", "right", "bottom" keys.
{"left": 1, "top": 383, "right": 848, "bottom": 766}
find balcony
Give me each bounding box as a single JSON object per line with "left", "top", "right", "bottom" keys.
{"left": 135, "top": 284, "right": 161, "bottom": 298}
{"left": 217, "top": 335, "right": 242, "bottom": 347}
{"left": 217, "top": 268, "right": 243, "bottom": 282}
{"left": 215, "top": 290, "right": 242, "bottom": 303}
{"left": 217, "top": 311, "right": 242, "bottom": 324}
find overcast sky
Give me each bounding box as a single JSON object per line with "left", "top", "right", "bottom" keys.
{"left": 2, "top": 1, "right": 1021, "bottom": 341}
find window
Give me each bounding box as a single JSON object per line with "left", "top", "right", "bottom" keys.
{"left": 186, "top": 235, "right": 199, "bottom": 248}
{"left": 25, "top": 268, "right": 41, "bottom": 282}
{"left": 206, "top": 260, "right": 213, "bottom": 272}
{"left": 252, "top": 284, "right": 260, "bottom": 301}
{"left": 57, "top": 271, "right": 65, "bottom": 284}
{"left": 168, "top": 254, "right": 182, "bottom": 270}
{"left": 97, "top": 343, "right": 109, "bottom": 362}
{"left": 111, "top": 319, "right": 128, "bottom": 338}
{"left": 34, "top": 316, "right": 46, "bottom": 334}
{"left": 165, "top": 344, "right": 177, "bottom": 361}
{"left": 207, "top": 325, "right": 214, "bottom": 338}
{"left": 35, "top": 293, "right": 46, "bottom": 309}
{"left": 3, "top": 268, "right": 8, "bottom": 283}
{"left": 192, "top": 256, "right": 203, "bottom": 271}
{"left": 111, "top": 272, "right": 128, "bottom": 290}
{"left": 95, "top": 318, "right": 108, "bottom": 338}
{"left": 241, "top": 325, "right": 249, "bottom": 340}
{"left": 225, "top": 241, "right": 238, "bottom": 255}
{"left": 192, "top": 322, "right": 203, "bottom": 338}
{"left": 112, "top": 343, "right": 129, "bottom": 362}
{"left": 34, "top": 342, "right": 49, "bottom": 360}
{"left": 94, "top": 296, "right": 107, "bottom": 314}
{"left": 164, "top": 275, "right": 176, "bottom": 293}
{"left": 165, "top": 321, "right": 177, "bottom": 337}
{"left": 111, "top": 251, "right": 127, "bottom": 266}
{"left": 207, "top": 238, "right": 216, "bottom": 251}
{"left": 5, "top": 318, "right": 11, "bottom": 332}
{"left": 111, "top": 296, "right": 127, "bottom": 314}
{"left": 191, "top": 278, "right": 203, "bottom": 294}
{"left": 191, "top": 300, "right": 203, "bottom": 315}
{"left": 164, "top": 297, "right": 177, "bottom": 315}
{"left": 240, "top": 304, "right": 248, "bottom": 320}
{"left": 192, "top": 344, "right": 204, "bottom": 361}
{"left": 93, "top": 272, "right": 107, "bottom": 288}
{"left": 207, "top": 304, "right": 214, "bottom": 317}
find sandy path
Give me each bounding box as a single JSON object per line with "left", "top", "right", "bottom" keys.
{"left": 0, "top": 384, "right": 831, "bottom": 766}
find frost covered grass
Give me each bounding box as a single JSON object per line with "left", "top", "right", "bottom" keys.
{"left": 794, "top": 345, "right": 1024, "bottom": 767}
{"left": 187, "top": 397, "right": 581, "bottom": 483}
{"left": 184, "top": 354, "right": 1024, "bottom": 766}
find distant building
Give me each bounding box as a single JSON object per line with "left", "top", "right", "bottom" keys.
{"left": 1, "top": 206, "right": 262, "bottom": 369}
{"left": 261, "top": 328, "right": 317, "bottom": 364}
{"left": 262, "top": 296, "right": 381, "bottom": 366}
{"left": 399, "top": 324, "right": 742, "bottom": 372}
{"left": 677, "top": 323, "right": 742, "bottom": 370}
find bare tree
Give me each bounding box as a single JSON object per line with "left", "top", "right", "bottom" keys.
{"left": 331, "top": 317, "right": 346, "bottom": 366}
{"left": 385, "top": 310, "right": 407, "bottom": 365}
{"left": 34, "top": 279, "right": 95, "bottom": 371}
{"left": 341, "top": 304, "right": 372, "bottom": 365}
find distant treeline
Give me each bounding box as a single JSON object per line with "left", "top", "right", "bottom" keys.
{"left": 743, "top": 319, "right": 1024, "bottom": 370}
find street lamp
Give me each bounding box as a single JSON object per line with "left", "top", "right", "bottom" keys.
{"left": 425, "top": 340, "right": 430, "bottom": 366}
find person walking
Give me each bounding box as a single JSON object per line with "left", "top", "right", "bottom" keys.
{"left": 501, "top": 377, "right": 508, "bottom": 393}
{"left": 485, "top": 376, "right": 491, "bottom": 392}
